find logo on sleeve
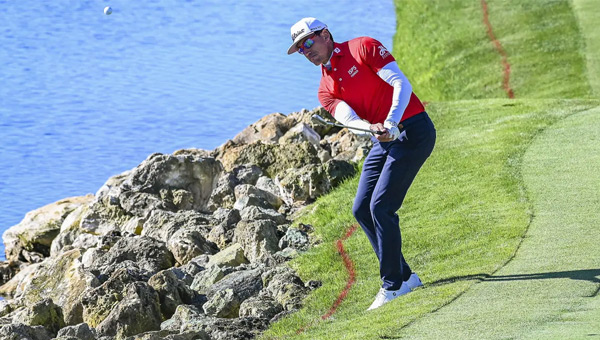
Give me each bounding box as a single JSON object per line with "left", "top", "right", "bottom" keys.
{"left": 378, "top": 45, "right": 391, "bottom": 59}
{"left": 348, "top": 65, "right": 358, "bottom": 77}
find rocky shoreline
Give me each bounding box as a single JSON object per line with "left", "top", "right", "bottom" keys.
{"left": 0, "top": 108, "right": 373, "bottom": 340}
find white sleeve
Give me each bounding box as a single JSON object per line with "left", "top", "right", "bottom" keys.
{"left": 334, "top": 101, "right": 372, "bottom": 136}
{"left": 377, "top": 61, "right": 412, "bottom": 124}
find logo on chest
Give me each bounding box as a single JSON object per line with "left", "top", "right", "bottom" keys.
{"left": 348, "top": 65, "right": 358, "bottom": 77}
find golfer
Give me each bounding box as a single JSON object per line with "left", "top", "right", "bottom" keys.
{"left": 288, "top": 18, "right": 436, "bottom": 310}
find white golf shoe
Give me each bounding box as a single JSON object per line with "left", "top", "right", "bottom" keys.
{"left": 405, "top": 272, "right": 424, "bottom": 290}
{"left": 367, "top": 284, "right": 411, "bottom": 311}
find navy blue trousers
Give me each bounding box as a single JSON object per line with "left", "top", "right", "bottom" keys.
{"left": 352, "top": 112, "right": 436, "bottom": 290}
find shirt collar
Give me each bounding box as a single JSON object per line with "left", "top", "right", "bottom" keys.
{"left": 322, "top": 42, "right": 345, "bottom": 72}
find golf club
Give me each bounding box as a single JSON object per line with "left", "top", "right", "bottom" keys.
{"left": 311, "top": 114, "right": 384, "bottom": 135}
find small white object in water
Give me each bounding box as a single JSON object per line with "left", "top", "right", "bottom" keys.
{"left": 104, "top": 6, "right": 113, "bottom": 15}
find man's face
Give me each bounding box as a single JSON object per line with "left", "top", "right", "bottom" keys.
{"left": 297, "top": 30, "right": 330, "bottom": 66}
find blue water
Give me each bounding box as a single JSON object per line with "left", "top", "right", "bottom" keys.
{"left": 0, "top": 0, "right": 395, "bottom": 260}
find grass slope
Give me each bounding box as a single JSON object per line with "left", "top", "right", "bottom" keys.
{"left": 572, "top": 0, "right": 600, "bottom": 97}
{"left": 393, "top": 0, "right": 591, "bottom": 100}
{"left": 398, "top": 105, "right": 600, "bottom": 339}
{"left": 260, "top": 99, "right": 598, "bottom": 340}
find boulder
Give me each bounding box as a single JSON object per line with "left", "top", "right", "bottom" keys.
{"left": 160, "top": 304, "right": 204, "bottom": 333}
{"left": 238, "top": 295, "right": 283, "bottom": 320}
{"left": 142, "top": 210, "right": 211, "bottom": 244}
{"left": 89, "top": 236, "right": 175, "bottom": 280}
{"left": 240, "top": 206, "right": 287, "bottom": 225}
{"left": 205, "top": 172, "right": 236, "bottom": 211}
{"left": 262, "top": 267, "right": 309, "bottom": 311}
{"left": 3, "top": 195, "right": 93, "bottom": 262}
{"left": 0, "top": 323, "right": 52, "bottom": 340}
{"left": 278, "top": 227, "right": 310, "bottom": 251}
{"left": 279, "top": 122, "right": 321, "bottom": 149}
{"left": 217, "top": 141, "right": 320, "bottom": 176}
{"left": 0, "top": 260, "right": 25, "bottom": 287}
{"left": 148, "top": 269, "right": 203, "bottom": 319}
{"left": 12, "top": 298, "right": 65, "bottom": 335}
{"left": 205, "top": 268, "right": 263, "bottom": 307}
{"left": 3, "top": 249, "right": 98, "bottom": 325}
{"left": 232, "top": 164, "right": 263, "bottom": 185}
{"left": 123, "top": 329, "right": 210, "bottom": 340}
{"left": 117, "top": 153, "right": 222, "bottom": 216}
{"left": 94, "top": 281, "right": 162, "bottom": 338}
{"left": 55, "top": 323, "right": 97, "bottom": 340}
{"left": 206, "top": 243, "right": 248, "bottom": 268}
{"left": 234, "top": 184, "right": 283, "bottom": 210}
{"left": 231, "top": 113, "right": 294, "bottom": 145}
{"left": 202, "top": 288, "right": 240, "bottom": 318}
{"left": 323, "top": 128, "right": 373, "bottom": 162}
{"left": 190, "top": 265, "right": 225, "bottom": 294}
{"left": 167, "top": 228, "right": 219, "bottom": 266}
{"left": 276, "top": 164, "right": 330, "bottom": 203}
{"left": 286, "top": 106, "right": 336, "bottom": 137}
{"left": 232, "top": 220, "right": 280, "bottom": 263}
{"left": 324, "top": 159, "right": 357, "bottom": 187}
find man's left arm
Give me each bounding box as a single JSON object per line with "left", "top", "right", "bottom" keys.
{"left": 377, "top": 62, "right": 412, "bottom": 140}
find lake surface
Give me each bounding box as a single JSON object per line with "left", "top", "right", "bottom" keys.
{"left": 0, "top": 0, "right": 395, "bottom": 260}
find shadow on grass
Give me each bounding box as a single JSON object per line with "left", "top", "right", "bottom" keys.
{"left": 428, "top": 268, "right": 600, "bottom": 296}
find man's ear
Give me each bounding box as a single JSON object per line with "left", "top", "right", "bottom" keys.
{"left": 322, "top": 29, "right": 331, "bottom": 41}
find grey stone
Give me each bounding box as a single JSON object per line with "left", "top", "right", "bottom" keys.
{"left": 55, "top": 323, "right": 96, "bottom": 340}
{"left": 238, "top": 295, "right": 283, "bottom": 320}
{"left": 167, "top": 227, "right": 219, "bottom": 266}
{"left": 232, "top": 220, "right": 280, "bottom": 263}
{"left": 0, "top": 323, "right": 52, "bottom": 340}
{"left": 278, "top": 227, "right": 310, "bottom": 251}
{"left": 190, "top": 265, "right": 226, "bottom": 294}
{"left": 148, "top": 269, "right": 202, "bottom": 319}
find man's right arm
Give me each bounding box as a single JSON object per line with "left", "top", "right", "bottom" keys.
{"left": 318, "top": 86, "right": 373, "bottom": 136}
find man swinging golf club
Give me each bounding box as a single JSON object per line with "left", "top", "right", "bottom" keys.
{"left": 288, "top": 18, "right": 436, "bottom": 310}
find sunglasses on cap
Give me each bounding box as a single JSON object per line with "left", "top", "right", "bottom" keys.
{"left": 298, "top": 30, "right": 323, "bottom": 55}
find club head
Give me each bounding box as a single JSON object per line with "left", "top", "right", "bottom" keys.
{"left": 311, "top": 114, "right": 332, "bottom": 126}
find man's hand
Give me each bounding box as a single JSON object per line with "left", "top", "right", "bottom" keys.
{"left": 370, "top": 123, "right": 395, "bottom": 142}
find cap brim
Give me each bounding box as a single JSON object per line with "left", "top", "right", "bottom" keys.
{"left": 287, "top": 31, "right": 313, "bottom": 55}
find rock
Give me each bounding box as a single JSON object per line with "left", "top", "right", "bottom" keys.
{"left": 231, "top": 113, "right": 293, "bottom": 145}
{"left": 3, "top": 195, "right": 93, "bottom": 262}
{"left": 235, "top": 184, "right": 283, "bottom": 210}
{"left": 240, "top": 206, "right": 287, "bottom": 225}
{"left": 160, "top": 304, "right": 204, "bottom": 333}
{"left": 95, "top": 170, "right": 131, "bottom": 203}
{"left": 190, "top": 265, "right": 225, "bottom": 294}
{"left": 0, "top": 323, "right": 52, "bottom": 340}
{"left": 55, "top": 323, "right": 97, "bottom": 340}
{"left": 324, "top": 159, "right": 357, "bottom": 187}
{"left": 279, "top": 122, "right": 321, "bottom": 149}
{"left": 3, "top": 249, "right": 99, "bottom": 326}
{"left": 206, "top": 172, "right": 236, "bottom": 212}
{"left": 0, "top": 260, "right": 25, "bottom": 287}
{"left": 276, "top": 164, "right": 330, "bottom": 203}
{"left": 90, "top": 236, "right": 175, "bottom": 279}
{"left": 148, "top": 269, "right": 202, "bottom": 319}
{"left": 232, "top": 220, "right": 280, "bottom": 263}
{"left": 202, "top": 288, "right": 240, "bottom": 318}
{"left": 262, "top": 267, "right": 309, "bottom": 311}
{"left": 122, "top": 217, "right": 145, "bottom": 236}
{"left": 81, "top": 247, "right": 106, "bottom": 269}
{"left": 205, "top": 268, "right": 263, "bottom": 307}
{"left": 0, "top": 262, "right": 41, "bottom": 298}
{"left": 286, "top": 106, "right": 336, "bottom": 137}
{"left": 94, "top": 281, "right": 162, "bottom": 338}
{"left": 16, "top": 298, "right": 65, "bottom": 335}
{"left": 324, "top": 128, "right": 373, "bottom": 162}
{"left": 142, "top": 210, "right": 211, "bottom": 244}
{"left": 217, "top": 141, "right": 320, "bottom": 177}
{"left": 232, "top": 164, "right": 263, "bottom": 185}
{"left": 206, "top": 243, "right": 249, "bottom": 268}
{"left": 278, "top": 227, "right": 310, "bottom": 251}
{"left": 124, "top": 329, "right": 211, "bottom": 340}
{"left": 167, "top": 228, "right": 219, "bottom": 266}
{"left": 118, "top": 153, "right": 222, "bottom": 216}
{"left": 206, "top": 224, "right": 233, "bottom": 249}
{"left": 255, "top": 176, "right": 284, "bottom": 201}
{"left": 203, "top": 317, "right": 269, "bottom": 340}
{"left": 238, "top": 295, "right": 283, "bottom": 320}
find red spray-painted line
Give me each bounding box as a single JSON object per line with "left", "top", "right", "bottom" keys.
{"left": 296, "top": 224, "right": 359, "bottom": 335}
{"left": 481, "top": 0, "right": 515, "bottom": 99}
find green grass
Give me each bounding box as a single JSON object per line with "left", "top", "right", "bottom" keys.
{"left": 259, "top": 99, "right": 598, "bottom": 340}
{"left": 259, "top": 0, "right": 599, "bottom": 339}
{"left": 572, "top": 0, "right": 600, "bottom": 97}
{"left": 393, "top": 0, "right": 591, "bottom": 100}
{"left": 398, "top": 105, "right": 600, "bottom": 339}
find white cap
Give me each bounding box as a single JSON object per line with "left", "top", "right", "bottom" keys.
{"left": 287, "top": 17, "right": 328, "bottom": 55}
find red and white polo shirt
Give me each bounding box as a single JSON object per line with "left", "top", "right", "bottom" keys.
{"left": 318, "top": 37, "right": 424, "bottom": 124}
